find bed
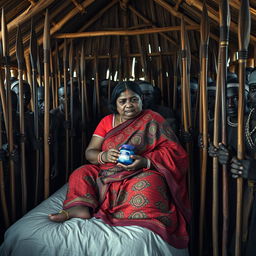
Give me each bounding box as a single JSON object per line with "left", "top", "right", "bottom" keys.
{"left": 0, "top": 184, "right": 189, "bottom": 256}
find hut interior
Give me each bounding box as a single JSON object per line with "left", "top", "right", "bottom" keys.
{"left": 1, "top": 0, "right": 256, "bottom": 255}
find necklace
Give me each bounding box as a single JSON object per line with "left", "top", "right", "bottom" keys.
{"left": 227, "top": 116, "right": 238, "bottom": 127}
{"left": 245, "top": 108, "right": 256, "bottom": 149}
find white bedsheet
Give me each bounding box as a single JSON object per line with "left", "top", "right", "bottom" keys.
{"left": 0, "top": 185, "right": 189, "bottom": 256}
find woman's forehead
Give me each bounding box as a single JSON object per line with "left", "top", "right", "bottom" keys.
{"left": 117, "top": 89, "right": 140, "bottom": 99}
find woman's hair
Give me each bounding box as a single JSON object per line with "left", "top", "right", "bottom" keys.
{"left": 109, "top": 81, "right": 143, "bottom": 114}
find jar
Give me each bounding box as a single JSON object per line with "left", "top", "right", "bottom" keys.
{"left": 118, "top": 144, "right": 135, "bottom": 165}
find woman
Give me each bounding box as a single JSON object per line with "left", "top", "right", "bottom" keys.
{"left": 49, "top": 81, "right": 191, "bottom": 249}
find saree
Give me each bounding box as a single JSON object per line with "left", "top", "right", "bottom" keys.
{"left": 63, "top": 109, "right": 191, "bottom": 249}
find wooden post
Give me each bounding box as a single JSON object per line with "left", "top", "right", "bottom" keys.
{"left": 43, "top": 10, "right": 51, "bottom": 199}
{"left": 198, "top": 3, "right": 209, "bottom": 255}
{"left": 236, "top": 1, "right": 251, "bottom": 255}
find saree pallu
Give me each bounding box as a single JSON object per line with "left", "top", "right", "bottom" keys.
{"left": 63, "top": 109, "right": 191, "bottom": 249}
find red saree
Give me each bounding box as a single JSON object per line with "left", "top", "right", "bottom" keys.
{"left": 63, "top": 109, "right": 191, "bottom": 249}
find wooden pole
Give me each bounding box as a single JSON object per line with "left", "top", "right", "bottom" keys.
{"left": 29, "top": 20, "right": 40, "bottom": 206}
{"left": 54, "top": 25, "right": 200, "bottom": 39}
{"left": 198, "top": 3, "right": 210, "bottom": 255}
{"left": 236, "top": 1, "right": 251, "bottom": 255}
{"left": 2, "top": 8, "right": 16, "bottom": 222}
{"left": 63, "top": 39, "right": 70, "bottom": 182}
{"left": 16, "top": 26, "right": 27, "bottom": 214}
{"left": 69, "top": 40, "right": 74, "bottom": 172}
{"left": 43, "top": 10, "right": 51, "bottom": 199}
{"left": 219, "top": 1, "right": 230, "bottom": 255}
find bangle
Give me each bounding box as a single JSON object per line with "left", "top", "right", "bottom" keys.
{"left": 145, "top": 158, "right": 151, "bottom": 169}
{"left": 98, "top": 151, "right": 105, "bottom": 165}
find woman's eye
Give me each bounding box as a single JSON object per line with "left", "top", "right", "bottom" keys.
{"left": 119, "top": 100, "right": 126, "bottom": 104}
{"left": 131, "top": 98, "right": 139, "bottom": 103}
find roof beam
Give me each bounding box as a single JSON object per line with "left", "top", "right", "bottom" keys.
{"left": 10, "top": 0, "right": 96, "bottom": 57}
{"left": 153, "top": 0, "right": 219, "bottom": 42}
{"left": 128, "top": 5, "right": 178, "bottom": 47}
{"left": 3, "top": 0, "right": 55, "bottom": 37}
{"left": 54, "top": 25, "right": 200, "bottom": 39}
{"left": 184, "top": 0, "right": 256, "bottom": 43}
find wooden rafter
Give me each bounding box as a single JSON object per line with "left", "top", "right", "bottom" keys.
{"left": 10, "top": 0, "right": 96, "bottom": 57}
{"left": 78, "top": 0, "right": 118, "bottom": 32}
{"left": 129, "top": 5, "right": 177, "bottom": 47}
{"left": 9, "top": 1, "right": 71, "bottom": 57}
{"left": 70, "top": 0, "right": 85, "bottom": 13}
{"left": 153, "top": 0, "right": 219, "bottom": 42}
{"left": 2, "top": 0, "right": 55, "bottom": 37}
{"left": 185, "top": 0, "right": 256, "bottom": 43}
{"left": 54, "top": 25, "right": 200, "bottom": 38}
{"left": 175, "top": 0, "right": 184, "bottom": 11}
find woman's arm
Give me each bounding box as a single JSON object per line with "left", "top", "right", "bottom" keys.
{"left": 85, "top": 136, "right": 120, "bottom": 165}
{"left": 85, "top": 136, "right": 104, "bottom": 164}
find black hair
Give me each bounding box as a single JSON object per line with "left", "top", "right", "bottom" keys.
{"left": 109, "top": 81, "right": 143, "bottom": 114}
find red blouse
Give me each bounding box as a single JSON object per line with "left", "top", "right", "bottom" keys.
{"left": 93, "top": 114, "right": 115, "bottom": 138}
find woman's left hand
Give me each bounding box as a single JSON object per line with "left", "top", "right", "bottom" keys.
{"left": 117, "top": 155, "right": 147, "bottom": 171}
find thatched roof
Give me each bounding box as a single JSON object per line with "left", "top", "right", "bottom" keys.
{"left": 2, "top": 0, "right": 256, "bottom": 79}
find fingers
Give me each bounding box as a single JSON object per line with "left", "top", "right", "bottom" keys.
{"left": 218, "top": 143, "right": 228, "bottom": 152}
{"left": 106, "top": 149, "right": 120, "bottom": 163}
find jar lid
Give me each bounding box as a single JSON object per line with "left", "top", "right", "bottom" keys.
{"left": 120, "top": 144, "right": 135, "bottom": 150}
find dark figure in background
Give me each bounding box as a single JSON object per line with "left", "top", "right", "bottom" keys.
{"left": 208, "top": 78, "right": 251, "bottom": 256}
{"left": 11, "top": 80, "right": 37, "bottom": 209}
{"left": 136, "top": 81, "right": 178, "bottom": 135}
{"left": 99, "top": 79, "right": 116, "bottom": 118}
{"left": 50, "top": 85, "right": 82, "bottom": 190}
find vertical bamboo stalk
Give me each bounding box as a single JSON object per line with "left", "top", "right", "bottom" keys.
{"left": 236, "top": 1, "right": 251, "bottom": 255}
{"left": 63, "top": 39, "right": 69, "bottom": 181}
{"left": 219, "top": 1, "right": 230, "bottom": 255}
{"left": 43, "top": 10, "right": 51, "bottom": 199}
{"left": 16, "top": 25, "right": 27, "bottom": 214}
{"left": 2, "top": 8, "right": 16, "bottom": 222}
{"left": 198, "top": 2, "right": 210, "bottom": 255}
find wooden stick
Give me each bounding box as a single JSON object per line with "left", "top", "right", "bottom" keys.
{"left": 69, "top": 40, "right": 74, "bottom": 172}
{"left": 63, "top": 39, "right": 70, "bottom": 182}
{"left": 198, "top": 3, "right": 209, "bottom": 255}
{"left": 2, "top": 7, "right": 16, "bottom": 222}
{"left": 236, "top": 1, "right": 251, "bottom": 255}
{"left": 0, "top": 0, "right": 55, "bottom": 38}
{"left": 43, "top": 10, "right": 51, "bottom": 199}
{"left": 29, "top": 20, "right": 41, "bottom": 206}
{"left": 219, "top": 1, "right": 230, "bottom": 255}
{"left": 16, "top": 25, "right": 28, "bottom": 214}
{"left": 55, "top": 25, "right": 200, "bottom": 39}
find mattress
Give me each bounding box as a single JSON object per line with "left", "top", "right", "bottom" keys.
{"left": 0, "top": 185, "right": 189, "bottom": 256}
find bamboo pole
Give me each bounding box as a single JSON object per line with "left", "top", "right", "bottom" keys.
{"left": 16, "top": 26, "right": 27, "bottom": 215}
{"left": 29, "top": 20, "right": 41, "bottom": 206}
{"left": 153, "top": 0, "right": 219, "bottom": 42}
{"left": 2, "top": 8, "right": 16, "bottom": 222}
{"left": 129, "top": 5, "right": 177, "bottom": 47}
{"left": 219, "top": 1, "right": 230, "bottom": 255}
{"left": 198, "top": 3, "right": 209, "bottom": 255}
{"left": 63, "top": 39, "right": 70, "bottom": 181}
{"left": 43, "top": 10, "right": 51, "bottom": 199}
{"left": 236, "top": 1, "right": 251, "bottom": 255}
{"left": 0, "top": 0, "right": 55, "bottom": 38}
{"left": 55, "top": 25, "right": 200, "bottom": 39}
{"left": 69, "top": 40, "right": 74, "bottom": 172}
{"left": 184, "top": 0, "right": 256, "bottom": 44}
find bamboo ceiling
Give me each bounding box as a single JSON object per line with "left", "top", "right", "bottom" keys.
{"left": 2, "top": 0, "right": 256, "bottom": 79}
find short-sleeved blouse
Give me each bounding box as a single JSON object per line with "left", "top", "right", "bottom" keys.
{"left": 93, "top": 114, "right": 115, "bottom": 138}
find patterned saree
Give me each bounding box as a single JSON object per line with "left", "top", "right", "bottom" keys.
{"left": 63, "top": 109, "right": 191, "bottom": 249}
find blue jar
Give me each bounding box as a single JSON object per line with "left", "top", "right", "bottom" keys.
{"left": 118, "top": 144, "right": 135, "bottom": 165}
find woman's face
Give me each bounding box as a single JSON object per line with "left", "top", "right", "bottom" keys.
{"left": 116, "top": 89, "right": 142, "bottom": 120}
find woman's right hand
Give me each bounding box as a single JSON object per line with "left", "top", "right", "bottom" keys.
{"left": 103, "top": 149, "right": 120, "bottom": 163}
